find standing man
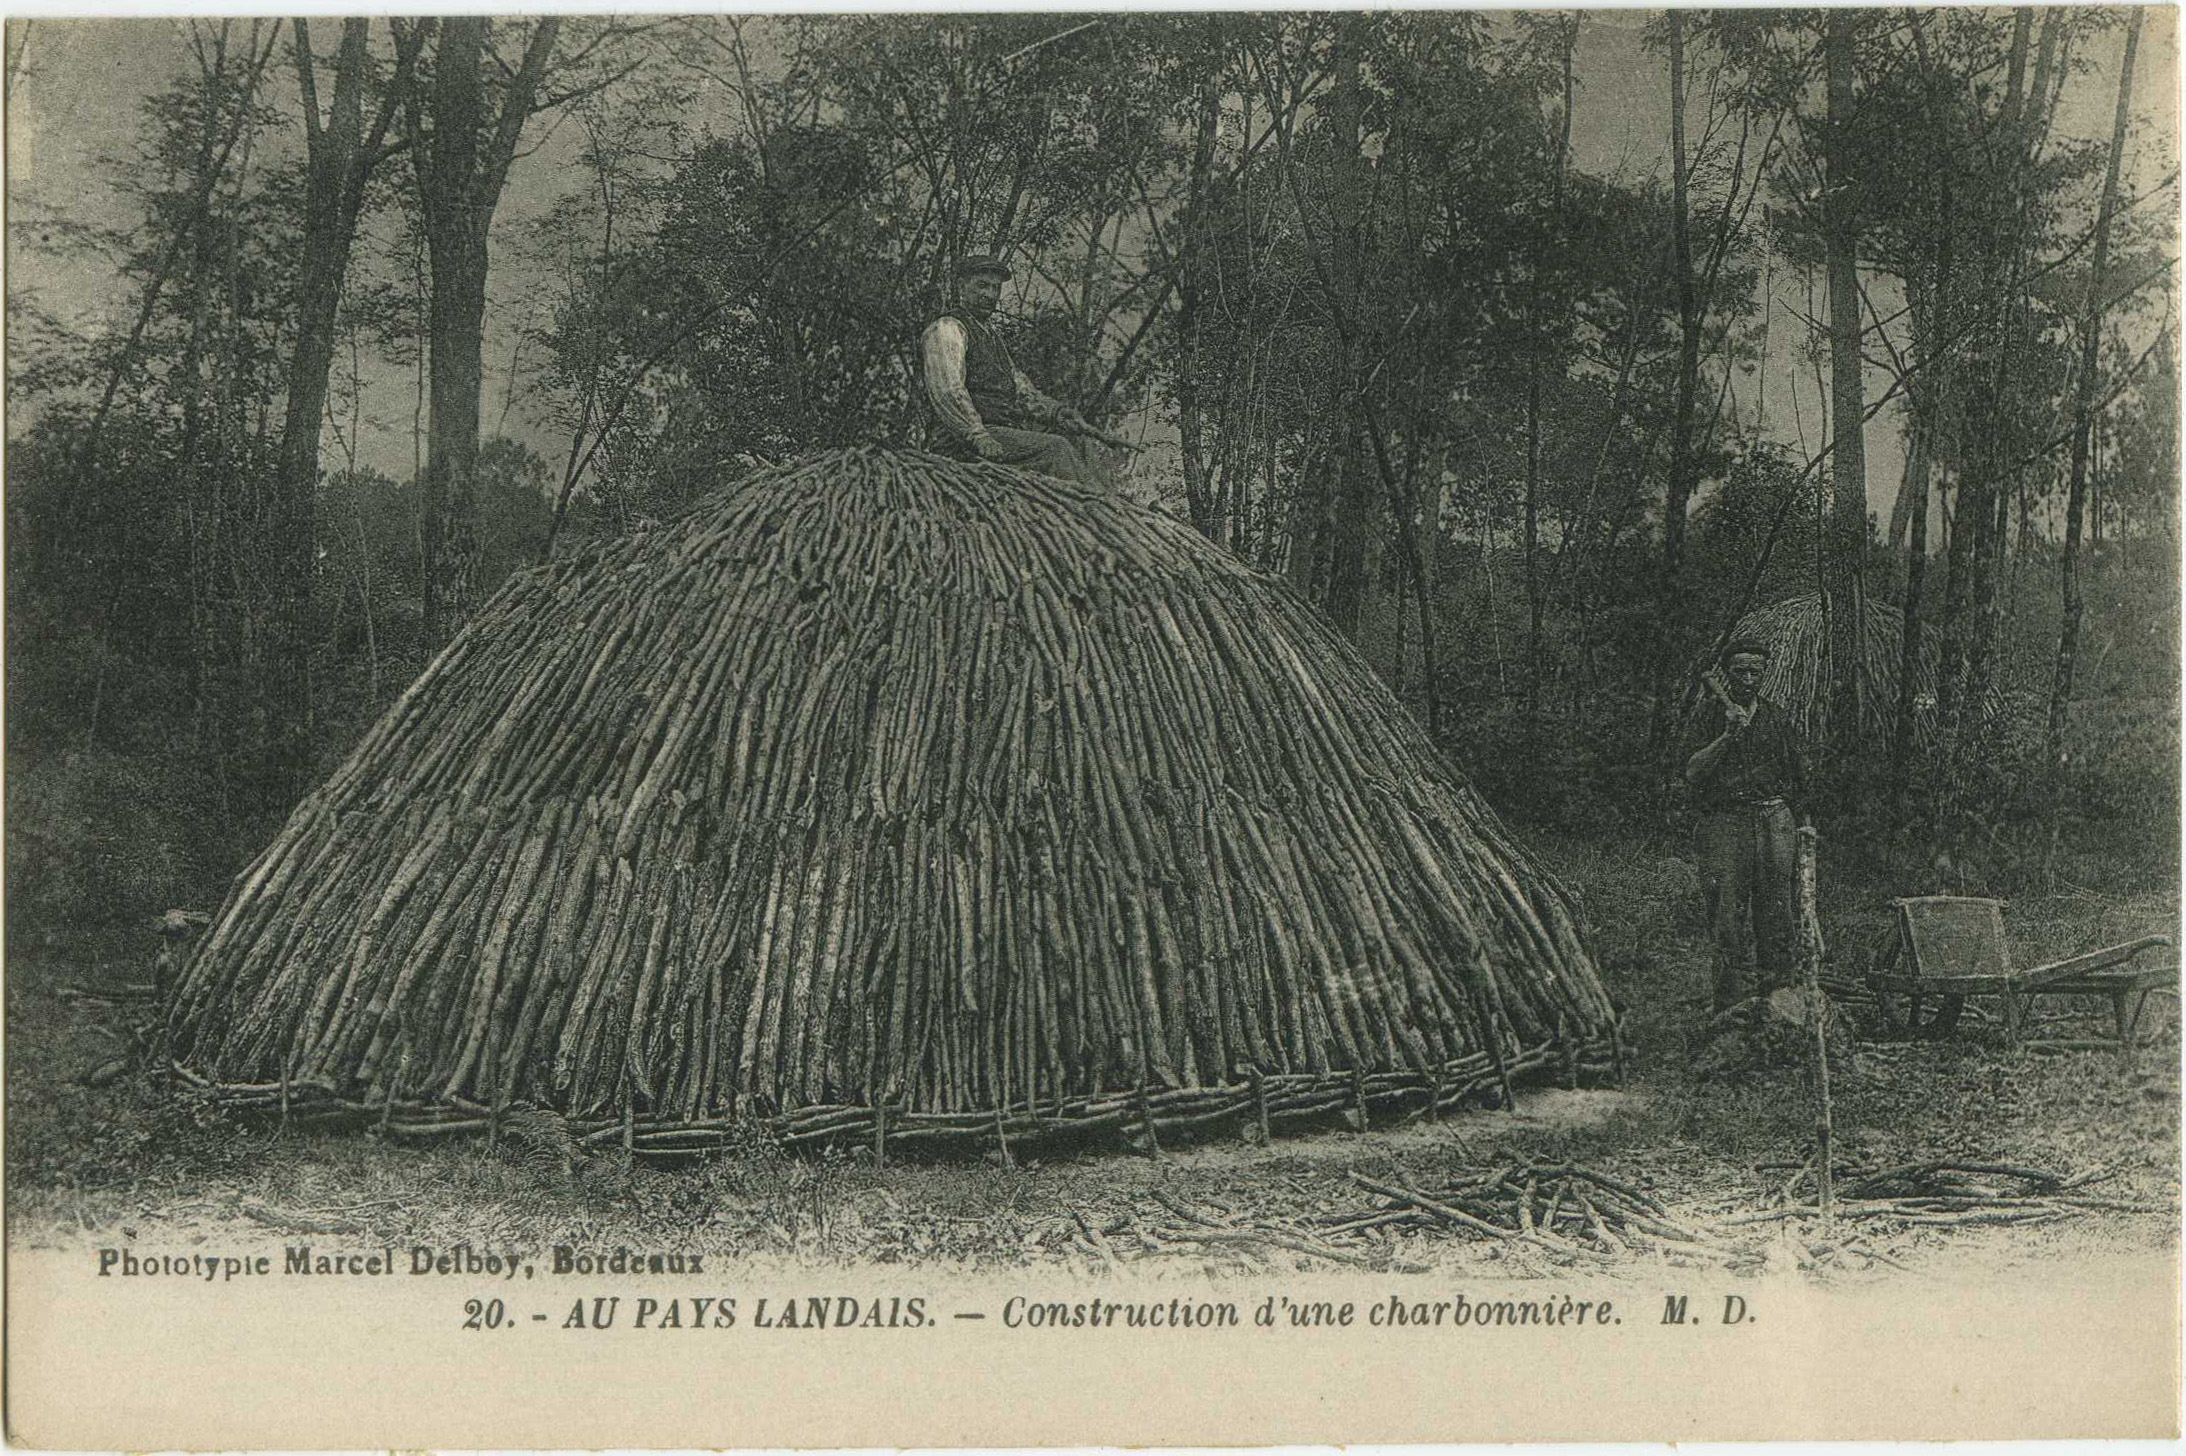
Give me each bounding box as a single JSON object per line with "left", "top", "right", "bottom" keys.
{"left": 921, "top": 254, "right": 1113, "bottom": 489}
{"left": 1680, "top": 637, "right": 1810, "bottom": 1016}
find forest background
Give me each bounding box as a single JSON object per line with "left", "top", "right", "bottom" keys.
{"left": 4, "top": 9, "right": 2179, "bottom": 953}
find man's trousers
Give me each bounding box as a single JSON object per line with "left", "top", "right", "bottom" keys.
{"left": 942, "top": 425, "right": 1113, "bottom": 489}
{"left": 1695, "top": 800, "right": 1797, "bottom": 1011}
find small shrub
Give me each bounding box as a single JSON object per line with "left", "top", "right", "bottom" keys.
{"left": 4, "top": 748, "right": 240, "bottom": 944}
{"left": 1535, "top": 829, "right": 1706, "bottom": 1013}
{"left": 1463, "top": 696, "right": 1666, "bottom": 833}
{"left": 698, "top": 1120, "right": 862, "bottom": 1253}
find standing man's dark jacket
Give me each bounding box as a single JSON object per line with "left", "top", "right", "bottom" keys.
{"left": 1677, "top": 695, "right": 1807, "bottom": 811}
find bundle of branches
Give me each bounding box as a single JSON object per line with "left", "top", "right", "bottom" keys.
{"left": 1736, "top": 1160, "right": 2168, "bottom": 1229}
{"left": 1329, "top": 1164, "right": 1753, "bottom": 1266}
{"left": 1704, "top": 592, "right": 1939, "bottom": 748}
{"left": 168, "top": 448, "right": 1615, "bottom": 1147}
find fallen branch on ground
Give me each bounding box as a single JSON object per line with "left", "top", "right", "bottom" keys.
{"left": 1332, "top": 1162, "right": 1741, "bottom": 1266}
{"left": 1733, "top": 1159, "right": 2174, "bottom": 1230}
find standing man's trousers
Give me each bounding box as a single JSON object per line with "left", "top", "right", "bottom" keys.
{"left": 1695, "top": 799, "right": 1797, "bottom": 1011}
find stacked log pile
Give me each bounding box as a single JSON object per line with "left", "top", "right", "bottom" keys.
{"left": 169, "top": 447, "right": 1615, "bottom": 1148}
{"left": 1713, "top": 591, "right": 1941, "bottom": 746}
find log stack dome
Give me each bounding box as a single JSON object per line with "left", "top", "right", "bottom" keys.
{"left": 170, "top": 448, "right": 1617, "bottom": 1154}
{"left": 1716, "top": 591, "right": 1942, "bottom": 746}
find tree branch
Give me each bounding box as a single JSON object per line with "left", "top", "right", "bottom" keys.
{"left": 74, "top": 20, "right": 280, "bottom": 474}
{"left": 292, "top": 18, "right": 324, "bottom": 154}
{"left": 526, "top": 56, "right": 654, "bottom": 123}
{"left": 480, "top": 18, "right": 561, "bottom": 203}
{"left": 2013, "top": 326, "right": 2171, "bottom": 473}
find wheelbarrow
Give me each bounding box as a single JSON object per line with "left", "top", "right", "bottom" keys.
{"left": 1864, "top": 895, "right": 2173, "bottom": 1052}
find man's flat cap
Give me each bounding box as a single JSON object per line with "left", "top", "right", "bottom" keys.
{"left": 1721, "top": 636, "right": 1772, "bottom": 662}
{"left": 954, "top": 253, "right": 1012, "bottom": 281}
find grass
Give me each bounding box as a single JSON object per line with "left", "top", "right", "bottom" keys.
{"left": 7, "top": 824, "right": 2178, "bottom": 1278}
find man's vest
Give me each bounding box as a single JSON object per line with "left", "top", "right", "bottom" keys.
{"left": 931, "top": 312, "right": 1022, "bottom": 426}
{"left": 1683, "top": 694, "right": 1805, "bottom": 810}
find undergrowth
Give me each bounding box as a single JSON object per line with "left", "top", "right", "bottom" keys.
{"left": 7, "top": 821, "right": 2176, "bottom": 1271}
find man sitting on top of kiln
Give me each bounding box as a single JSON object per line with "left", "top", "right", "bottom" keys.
{"left": 920, "top": 253, "right": 1115, "bottom": 489}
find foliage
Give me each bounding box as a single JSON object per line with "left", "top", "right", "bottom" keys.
{"left": 1461, "top": 696, "right": 1659, "bottom": 836}
{"left": 4, "top": 746, "right": 258, "bottom": 944}
{"left": 3, "top": 12, "right": 2176, "bottom": 936}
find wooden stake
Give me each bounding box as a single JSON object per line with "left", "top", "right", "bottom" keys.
{"left": 1249, "top": 1065, "right": 1271, "bottom": 1144}
{"left": 1486, "top": 1020, "right": 1516, "bottom": 1113}
{"left": 1555, "top": 1013, "right": 1577, "bottom": 1090}
{"left": 874, "top": 1100, "right": 889, "bottom": 1169}
{"left": 489, "top": 1049, "right": 509, "bottom": 1155}
{"left": 993, "top": 1099, "right": 1013, "bottom": 1170}
{"left": 1136, "top": 1078, "right": 1161, "bottom": 1159}
{"left": 1351, "top": 1066, "right": 1370, "bottom": 1132}
{"left": 1796, "top": 826, "right": 1834, "bottom": 1229}
{"left": 379, "top": 1028, "right": 408, "bottom": 1138}
{"left": 1467, "top": 960, "right": 1518, "bottom": 1113}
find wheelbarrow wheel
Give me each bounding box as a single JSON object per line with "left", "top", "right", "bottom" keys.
{"left": 1872, "top": 986, "right": 1965, "bottom": 1040}
{"left": 1865, "top": 922, "right": 1964, "bottom": 1040}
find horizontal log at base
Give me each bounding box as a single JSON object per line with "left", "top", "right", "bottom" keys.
{"left": 172, "top": 1036, "right": 1619, "bottom": 1162}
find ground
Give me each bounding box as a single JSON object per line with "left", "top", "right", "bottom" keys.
{"left": 8, "top": 828, "right": 2178, "bottom": 1281}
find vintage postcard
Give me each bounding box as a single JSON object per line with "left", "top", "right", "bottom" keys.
{"left": 5, "top": 7, "right": 2180, "bottom": 1448}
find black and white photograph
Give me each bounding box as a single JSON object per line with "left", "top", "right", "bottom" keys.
{"left": 4, "top": 8, "right": 2180, "bottom": 1447}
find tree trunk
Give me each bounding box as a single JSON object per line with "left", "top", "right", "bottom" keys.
{"left": 2090, "top": 413, "right": 2104, "bottom": 547}
{"left": 1320, "top": 18, "right": 1378, "bottom": 642}
{"left": 1954, "top": 458, "right": 2001, "bottom": 754}
{"left": 1286, "top": 435, "right": 1332, "bottom": 596}
{"left": 1885, "top": 447, "right": 1921, "bottom": 552}
{"left": 1823, "top": 10, "right": 1869, "bottom": 754}
{"left": 1258, "top": 444, "right": 1284, "bottom": 574}
{"left": 1945, "top": 9, "right": 2036, "bottom": 767}
{"left": 1934, "top": 470, "right": 1975, "bottom": 733}
{"left": 425, "top": 232, "right": 490, "bottom": 643}
{"left": 1413, "top": 435, "right": 1446, "bottom": 734}
{"left": 1522, "top": 362, "right": 1543, "bottom": 713}
{"left": 1891, "top": 417, "right": 1931, "bottom": 788}
{"left": 1175, "top": 73, "right": 1221, "bottom": 544}
{"left": 1893, "top": 146, "right": 1952, "bottom": 794}
{"left": 1176, "top": 311, "right": 1214, "bottom": 539}
{"left": 414, "top": 16, "right": 561, "bottom": 650}
{"left": 1524, "top": 20, "right": 1574, "bottom": 718}
{"left": 4, "top": 21, "right": 29, "bottom": 104}
{"left": 1320, "top": 430, "right": 1378, "bottom": 637}
{"left": 2049, "top": 9, "right": 2142, "bottom": 762}
{"left": 267, "top": 17, "right": 413, "bottom": 805}
{"left": 1656, "top": 11, "right": 1703, "bottom": 748}
{"left": 419, "top": 18, "right": 485, "bottom": 648}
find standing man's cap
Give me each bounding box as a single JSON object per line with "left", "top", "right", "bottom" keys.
{"left": 954, "top": 253, "right": 1012, "bottom": 281}
{"left": 1721, "top": 636, "right": 1772, "bottom": 663}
